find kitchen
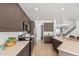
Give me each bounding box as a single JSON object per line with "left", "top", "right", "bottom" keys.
{"left": 0, "top": 3, "right": 79, "bottom": 56}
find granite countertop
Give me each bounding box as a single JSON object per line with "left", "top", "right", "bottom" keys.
{"left": 52, "top": 36, "right": 65, "bottom": 42}
{"left": 0, "top": 41, "right": 29, "bottom": 56}
{"left": 53, "top": 36, "right": 79, "bottom": 56}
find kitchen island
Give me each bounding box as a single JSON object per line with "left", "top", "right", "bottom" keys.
{"left": 0, "top": 41, "right": 30, "bottom": 56}
{"left": 53, "top": 37, "right": 79, "bottom": 56}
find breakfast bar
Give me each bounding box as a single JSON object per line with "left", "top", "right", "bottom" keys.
{"left": 52, "top": 36, "right": 79, "bottom": 56}
{"left": 58, "top": 39, "right": 79, "bottom": 56}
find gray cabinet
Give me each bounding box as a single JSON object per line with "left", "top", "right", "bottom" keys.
{"left": 31, "top": 21, "right": 35, "bottom": 35}
{"left": 14, "top": 4, "right": 24, "bottom": 31}
{"left": 43, "top": 23, "right": 53, "bottom": 43}
{"left": 31, "top": 38, "right": 34, "bottom": 52}
{"left": 44, "top": 36, "right": 52, "bottom": 43}
{"left": 0, "top": 4, "right": 15, "bottom": 30}
{"left": 14, "top": 4, "right": 30, "bottom": 31}
{"left": 44, "top": 23, "right": 53, "bottom": 31}
{"left": 0, "top": 3, "right": 31, "bottom": 31}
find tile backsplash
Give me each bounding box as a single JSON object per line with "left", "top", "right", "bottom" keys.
{"left": 43, "top": 32, "right": 53, "bottom": 36}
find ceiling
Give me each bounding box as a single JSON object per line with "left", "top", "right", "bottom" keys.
{"left": 19, "top": 3, "right": 79, "bottom": 24}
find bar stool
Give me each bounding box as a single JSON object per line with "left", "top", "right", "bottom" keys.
{"left": 69, "top": 35, "right": 75, "bottom": 40}
{"left": 77, "top": 36, "right": 79, "bottom": 40}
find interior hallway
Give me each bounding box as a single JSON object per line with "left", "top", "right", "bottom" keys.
{"left": 32, "top": 40, "right": 57, "bottom": 56}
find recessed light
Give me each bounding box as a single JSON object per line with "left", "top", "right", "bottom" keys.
{"left": 35, "top": 8, "right": 39, "bottom": 11}
{"left": 60, "top": 8, "right": 64, "bottom": 11}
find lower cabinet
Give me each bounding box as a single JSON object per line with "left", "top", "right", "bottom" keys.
{"left": 29, "top": 38, "right": 35, "bottom": 56}
{"left": 52, "top": 38, "right": 63, "bottom": 54}
{"left": 17, "top": 38, "right": 34, "bottom": 56}
{"left": 31, "top": 38, "right": 34, "bottom": 52}
{"left": 17, "top": 42, "right": 30, "bottom": 56}
{"left": 44, "top": 36, "right": 52, "bottom": 43}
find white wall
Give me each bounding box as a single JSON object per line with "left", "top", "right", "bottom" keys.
{"left": 53, "top": 18, "right": 56, "bottom": 36}
{"left": 35, "top": 21, "right": 43, "bottom": 43}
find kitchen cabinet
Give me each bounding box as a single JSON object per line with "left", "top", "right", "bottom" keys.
{"left": 31, "top": 21, "right": 35, "bottom": 35}
{"left": 31, "top": 38, "right": 34, "bottom": 52}
{"left": 23, "top": 13, "right": 31, "bottom": 26}
{"left": 0, "top": 3, "right": 31, "bottom": 31}
{"left": 14, "top": 4, "right": 30, "bottom": 31}
{"left": 0, "top": 4, "right": 15, "bottom": 30}
{"left": 44, "top": 23, "right": 53, "bottom": 31}
{"left": 44, "top": 36, "right": 52, "bottom": 43}
{"left": 23, "top": 15, "right": 31, "bottom": 32}
{"left": 29, "top": 38, "right": 34, "bottom": 56}
{"left": 17, "top": 41, "right": 30, "bottom": 56}
{"left": 52, "top": 37, "right": 63, "bottom": 53}
{"left": 43, "top": 23, "right": 53, "bottom": 43}
{"left": 14, "top": 4, "right": 24, "bottom": 31}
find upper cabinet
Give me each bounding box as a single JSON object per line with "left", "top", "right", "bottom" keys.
{"left": 31, "top": 21, "right": 35, "bottom": 35}
{"left": 44, "top": 23, "right": 53, "bottom": 31}
{"left": 14, "top": 4, "right": 25, "bottom": 31}
{"left": 0, "top": 4, "right": 15, "bottom": 29}
{"left": 0, "top": 3, "right": 31, "bottom": 31}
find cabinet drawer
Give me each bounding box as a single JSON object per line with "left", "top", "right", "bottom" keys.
{"left": 44, "top": 36, "right": 52, "bottom": 43}
{"left": 0, "top": 4, "right": 15, "bottom": 29}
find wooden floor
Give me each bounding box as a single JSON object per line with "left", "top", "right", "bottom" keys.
{"left": 32, "top": 41, "right": 57, "bottom": 56}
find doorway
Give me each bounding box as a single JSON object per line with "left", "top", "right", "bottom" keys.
{"left": 35, "top": 21, "right": 43, "bottom": 43}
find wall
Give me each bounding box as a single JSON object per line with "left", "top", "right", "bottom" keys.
{"left": 53, "top": 18, "right": 56, "bottom": 36}
{"left": 35, "top": 21, "right": 43, "bottom": 43}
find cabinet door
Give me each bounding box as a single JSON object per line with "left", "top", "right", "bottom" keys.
{"left": 26, "top": 42, "right": 30, "bottom": 56}
{"left": 31, "top": 38, "right": 34, "bottom": 52}
{"left": 31, "top": 21, "right": 35, "bottom": 35}
{"left": 14, "top": 4, "right": 31, "bottom": 31}
{"left": 44, "top": 23, "right": 53, "bottom": 31}
{"left": 0, "top": 4, "right": 15, "bottom": 29}
{"left": 44, "top": 36, "right": 52, "bottom": 43}
{"left": 23, "top": 13, "right": 31, "bottom": 32}
{"left": 14, "top": 5, "right": 24, "bottom": 31}
{"left": 23, "top": 11, "right": 30, "bottom": 26}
